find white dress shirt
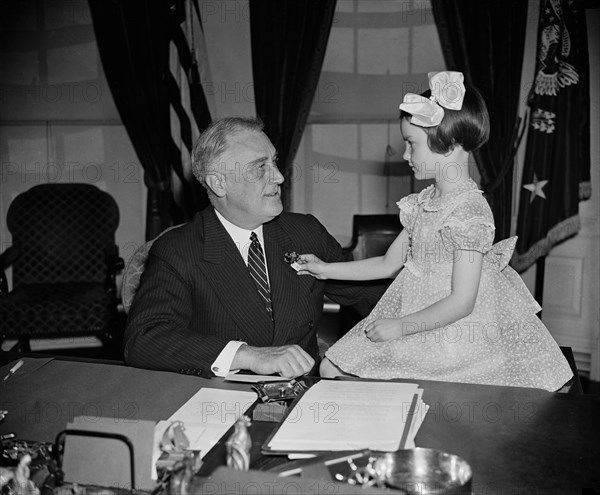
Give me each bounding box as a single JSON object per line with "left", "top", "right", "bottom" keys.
{"left": 210, "top": 210, "right": 270, "bottom": 376}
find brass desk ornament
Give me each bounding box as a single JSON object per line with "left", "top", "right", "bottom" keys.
{"left": 226, "top": 416, "right": 252, "bottom": 471}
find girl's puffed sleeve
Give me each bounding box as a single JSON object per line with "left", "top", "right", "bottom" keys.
{"left": 440, "top": 194, "right": 496, "bottom": 253}
{"left": 397, "top": 193, "right": 420, "bottom": 235}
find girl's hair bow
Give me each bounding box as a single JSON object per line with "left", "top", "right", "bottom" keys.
{"left": 399, "top": 71, "right": 466, "bottom": 127}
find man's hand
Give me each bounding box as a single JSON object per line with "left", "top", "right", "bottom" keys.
{"left": 233, "top": 344, "right": 315, "bottom": 378}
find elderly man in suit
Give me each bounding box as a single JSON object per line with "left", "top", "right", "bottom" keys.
{"left": 123, "top": 117, "right": 385, "bottom": 378}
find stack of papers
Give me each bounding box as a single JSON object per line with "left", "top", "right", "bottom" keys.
{"left": 263, "top": 380, "right": 428, "bottom": 454}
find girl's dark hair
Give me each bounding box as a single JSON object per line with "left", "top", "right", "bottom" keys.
{"left": 400, "top": 85, "right": 490, "bottom": 154}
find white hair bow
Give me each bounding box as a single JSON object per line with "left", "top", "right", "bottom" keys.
{"left": 399, "top": 71, "right": 466, "bottom": 127}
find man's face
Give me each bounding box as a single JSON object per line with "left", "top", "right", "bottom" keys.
{"left": 218, "top": 130, "right": 284, "bottom": 229}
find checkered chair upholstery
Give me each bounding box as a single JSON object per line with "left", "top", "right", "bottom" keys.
{"left": 0, "top": 183, "right": 124, "bottom": 350}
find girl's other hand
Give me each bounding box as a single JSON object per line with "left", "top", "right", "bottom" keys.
{"left": 296, "top": 254, "right": 329, "bottom": 279}
{"left": 364, "top": 318, "right": 403, "bottom": 342}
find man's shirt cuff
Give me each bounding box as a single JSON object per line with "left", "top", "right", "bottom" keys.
{"left": 211, "top": 340, "right": 246, "bottom": 377}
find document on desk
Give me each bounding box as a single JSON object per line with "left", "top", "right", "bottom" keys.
{"left": 166, "top": 387, "right": 257, "bottom": 425}
{"left": 151, "top": 387, "right": 257, "bottom": 478}
{"left": 264, "top": 380, "right": 427, "bottom": 454}
{"left": 224, "top": 373, "right": 287, "bottom": 383}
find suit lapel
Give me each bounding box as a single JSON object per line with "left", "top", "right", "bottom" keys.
{"left": 194, "top": 208, "right": 274, "bottom": 346}
{"left": 264, "top": 219, "right": 302, "bottom": 345}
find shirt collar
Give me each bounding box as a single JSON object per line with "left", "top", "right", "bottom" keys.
{"left": 214, "top": 209, "right": 265, "bottom": 263}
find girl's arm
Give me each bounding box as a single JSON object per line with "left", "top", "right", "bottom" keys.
{"left": 298, "top": 229, "right": 410, "bottom": 281}
{"left": 365, "top": 249, "right": 483, "bottom": 341}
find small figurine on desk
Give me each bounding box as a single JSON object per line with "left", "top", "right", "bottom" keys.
{"left": 0, "top": 454, "right": 40, "bottom": 495}
{"left": 226, "top": 416, "right": 252, "bottom": 471}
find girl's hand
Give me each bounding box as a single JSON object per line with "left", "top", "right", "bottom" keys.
{"left": 296, "top": 254, "right": 329, "bottom": 280}
{"left": 364, "top": 318, "right": 404, "bottom": 342}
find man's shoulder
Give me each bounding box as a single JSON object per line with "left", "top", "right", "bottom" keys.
{"left": 276, "top": 211, "right": 321, "bottom": 226}
{"left": 273, "top": 211, "right": 326, "bottom": 235}
{"left": 154, "top": 217, "right": 198, "bottom": 241}
{"left": 269, "top": 212, "right": 339, "bottom": 255}
{"left": 150, "top": 211, "right": 207, "bottom": 253}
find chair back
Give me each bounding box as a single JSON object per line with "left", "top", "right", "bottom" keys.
{"left": 7, "top": 184, "right": 120, "bottom": 287}
{"left": 121, "top": 225, "right": 182, "bottom": 313}
{"left": 344, "top": 214, "right": 402, "bottom": 260}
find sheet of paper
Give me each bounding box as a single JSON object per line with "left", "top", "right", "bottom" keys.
{"left": 166, "top": 387, "right": 257, "bottom": 424}
{"left": 152, "top": 387, "right": 257, "bottom": 479}
{"left": 266, "top": 380, "right": 425, "bottom": 453}
{"left": 225, "top": 373, "right": 287, "bottom": 383}
{"left": 288, "top": 453, "right": 316, "bottom": 460}
{"left": 403, "top": 388, "right": 429, "bottom": 449}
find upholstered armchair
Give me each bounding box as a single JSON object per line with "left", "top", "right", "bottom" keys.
{"left": 121, "top": 225, "right": 182, "bottom": 314}
{"left": 0, "top": 183, "right": 124, "bottom": 352}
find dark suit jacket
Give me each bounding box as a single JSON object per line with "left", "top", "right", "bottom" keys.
{"left": 123, "top": 207, "right": 386, "bottom": 376}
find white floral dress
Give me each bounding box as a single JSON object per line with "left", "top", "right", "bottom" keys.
{"left": 326, "top": 179, "right": 573, "bottom": 391}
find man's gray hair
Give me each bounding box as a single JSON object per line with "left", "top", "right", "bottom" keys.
{"left": 191, "top": 117, "right": 264, "bottom": 188}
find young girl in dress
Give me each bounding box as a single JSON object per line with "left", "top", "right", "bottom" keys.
{"left": 298, "top": 71, "right": 573, "bottom": 392}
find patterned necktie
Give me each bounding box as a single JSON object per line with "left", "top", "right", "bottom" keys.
{"left": 248, "top": 232, "right": 273, "bottom": 319}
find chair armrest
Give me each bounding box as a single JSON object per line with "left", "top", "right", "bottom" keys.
{"left": 559, "top": 346, "right": 583, "bottom": 394}
{"left": 0, "top": 270, "right": 6, "bottom": 297}
{"left": 107, "top": 254, "right": 125, "bottom": 273}
{"left": 105, "top": 249, "right": 125, "bottom": 295}
{"left": 340, "top": 246, "right": 354, "bottom": 261}
{"left": 0, "top": 245, "right": 19, "bottom": 270}
{"left": 0, "top": 245, "right": 19, "bottom": 297}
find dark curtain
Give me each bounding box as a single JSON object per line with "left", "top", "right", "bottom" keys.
{"left": 431, "top": 0, "right": 528, "bottom": 240}
{"left": 249, "top": 0, "right": 337, "bottom": 210}
{"left": 89, "top": 0, "right": 183, "bottom": 240}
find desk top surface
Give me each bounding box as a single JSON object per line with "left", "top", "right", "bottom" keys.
{"left": 1, "top": 356, "right": 599, "bottom": 494}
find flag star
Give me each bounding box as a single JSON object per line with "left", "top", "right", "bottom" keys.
{"left": 523, "top": 174, "right": 549, "bottom": 203}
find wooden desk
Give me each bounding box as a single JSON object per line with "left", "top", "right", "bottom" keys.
{"left": 1, "top": 357, "right": 599, "bottom": 494}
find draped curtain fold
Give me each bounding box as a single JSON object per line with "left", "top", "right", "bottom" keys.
{"left": 249, "top": 0, "right": 337, "bottom": 210}
{"left": 431, "top": 0, "right": 528, "bottom": 240}
{"left": 89, "top": 0, "right": 175, "bottom": 240}
{"left": 89, "top": 0, "right": 210, "bottom": 240}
